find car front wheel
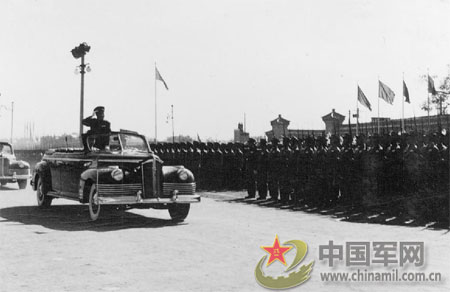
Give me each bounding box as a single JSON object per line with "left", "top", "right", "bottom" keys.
{"left": 36, "top": 177, "right": 52, "bottom": 208}
{"left": 168, "top": 204, "right": 190, "bottom": 222}
{"left": 88, "top": 183, "right": 101, "bottom": 221}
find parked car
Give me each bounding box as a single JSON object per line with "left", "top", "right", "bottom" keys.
{"left": 31, "top": 130, "right": 199, "bottom": 221}
{"left": 0, "top": 142, "right": 31, "bottom": 189}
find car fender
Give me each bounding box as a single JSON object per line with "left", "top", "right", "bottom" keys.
{"left": 162, "top": 165, "right": 195, "bottom": 183}
{"left": 80, "top": 165, "right": 119, "bottom": 182}
{"left": 32, "top": 161, "right": 51, "bottom": 191}
{"left": 79, "top": 166, "right": 117, "bottom": 202}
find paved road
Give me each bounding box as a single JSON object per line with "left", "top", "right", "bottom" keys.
{"left": 1, "top": 186, "right": 449, "bottom": 292}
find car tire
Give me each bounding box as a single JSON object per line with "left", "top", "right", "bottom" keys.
{"left": 18, "top": 179, "right": 27, "bottom": 190}
{"left": 88, "top": 183, "right": 101, "bottom": 221}
{"left": 168, "top": 204, "right": 190, "bottom": 222}
{"left": 36, "top": 177, "right": 52, "bottom": 208}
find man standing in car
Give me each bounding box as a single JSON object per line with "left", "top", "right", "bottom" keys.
{"left": 82, "top": 106, "right": 111, "bottom": 150}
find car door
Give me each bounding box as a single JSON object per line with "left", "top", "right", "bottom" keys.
{"left": 48, "top": 153, "right": 62, "bottom": 192}
{"left": 60, "top": 152, "right": 92, "bottom": 197}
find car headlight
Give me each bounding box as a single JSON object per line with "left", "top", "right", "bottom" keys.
{"left": 178, "top": 169, "right": 188, "bottom": 181}
{"left": 111, "top": 168, "right": 124, "bottom": 181}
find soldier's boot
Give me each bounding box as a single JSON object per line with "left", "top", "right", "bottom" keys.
{"left": 244, "top": 177, "right": 256, "bottom": 198}
{"left": 245, "top": 190, "right": 256, "bottom": 199}
{"left": 280, "top": 191, "right": 289, "bottom": 205}
{"left": 269, "top": 186, "right": 279, "bottom": 203}
{"left": 257, "top": 180, "right": 267, "bottom": 199}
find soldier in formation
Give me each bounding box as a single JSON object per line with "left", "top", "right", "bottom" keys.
{"left": 152, "top": 130, "right": 449, "bottom": 222}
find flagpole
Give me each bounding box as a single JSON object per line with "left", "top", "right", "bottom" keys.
{"left": 155, "top": 62, "right": 157, "bottom": 143}
{"left": 402, "top": 73, "right": 405, "bottom": 133}
{"left": 356, "top": 83, "right": 359, "bottom": 136}
{"left": 357, "top": 108, "right": 360, "bottom": 136}
{"left": 427, "top": 68, "right": 430, "bottom": 132}
{"left": 348, "top": 110, "right": 352, "bottom": 137}
{"left": 377, "top": 78, "right": 380, "bottom": 134}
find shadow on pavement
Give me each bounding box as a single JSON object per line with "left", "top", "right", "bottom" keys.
{"left": 0, "top": 205, "right": 184, "bottom": 232}
{"left": 0, "top": 185, "right": 20, "bottom": 191}
{"left": 225, "top": 197, "right": 449, "bottom": 231}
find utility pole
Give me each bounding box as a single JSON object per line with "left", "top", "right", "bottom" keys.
{"left": 10, "top": 102, "right": 14, "bottom": 143}
{"left": 171, "top": 105, "right": 175, "bottom": 143}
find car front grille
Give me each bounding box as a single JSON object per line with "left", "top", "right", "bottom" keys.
{"left": 163, "top": 182, "right": 196, "bottom": 196}
{"left": 142, "top": 160, "right": 153, "bottom": 198}
{"left": 141, "top": 159, "right": 163, "bottom": 198}
{"left": 97, "top": 183, "right": 142, "bottom": 197}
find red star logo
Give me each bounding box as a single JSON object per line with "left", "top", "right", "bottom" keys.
{"left": 261, "top": 235, "right": 292, "bottom": 266}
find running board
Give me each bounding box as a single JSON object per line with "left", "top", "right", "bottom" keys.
{"left": 47, "top": 191, "right": 79, "bottom": 201}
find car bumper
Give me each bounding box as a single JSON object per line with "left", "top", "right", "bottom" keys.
{"left": 0, "top": 174, "right": 31, "bottom": 181}
{"left": 97, "top": 194, "right": 201, "bottom": 205}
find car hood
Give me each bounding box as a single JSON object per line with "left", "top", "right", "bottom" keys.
{"left": 44, "top": 150, "right": 161, "bottom": 163}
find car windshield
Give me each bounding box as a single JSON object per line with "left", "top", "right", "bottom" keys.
{"left": 118, "top": 133, "right": 149, "bottom": 153}
{"left": 87, "top": 132, "right": 149, "bottom": 153}
{"left": 0, "top": 144, "right": 12, "bottom": 155}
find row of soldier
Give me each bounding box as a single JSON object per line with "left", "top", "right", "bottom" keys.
{"left": 151, "top": 131, "right": 449, "bottom": 221}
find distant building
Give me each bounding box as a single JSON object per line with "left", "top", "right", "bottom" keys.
{"left": 322, "top": 109, "right": 346, "bottom": 135}
{"left": 265, "top": 114, "right": 323, "bottom": 140}
{"left": 265, "top": 115, "right": 289, "bottom": 139}
{"left": 265, "top": 110, "right": 450, "bottom": 140}
{"left": 339, "top": 114, "right": 450, "bottom": 136}
{"left": 234, "top": 123, "right": 249, "bottom": 143}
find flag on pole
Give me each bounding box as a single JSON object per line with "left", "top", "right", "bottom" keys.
{"left": 357, "top": 86, "right": 372, "bottom": 111}
{"left": 197, "top": 133, "right": 202, "bottom": 143}
{"left": 403, "top": 80, "right": 410, "bottom": 103}
{"left": 155, "top": 67, "right": 169, "bottom": 90}
{"left": 378, "top": 80, "right": 395, "bottom": 105}
{"left": 428, "top": 75, "right": 437, "bottom": 95}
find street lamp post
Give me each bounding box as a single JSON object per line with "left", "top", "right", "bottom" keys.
{"left": 79, "top": 55, "right": 85, "bottom": 140}
{"left": 71, "top": 42, "right": 91, "bottom": 140}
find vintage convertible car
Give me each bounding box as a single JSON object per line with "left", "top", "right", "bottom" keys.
{"left": 31, "top": 130, "right": 199, "bottom": 221}
{"left": 0, "top": 142, "right": 31, "bottom": 189}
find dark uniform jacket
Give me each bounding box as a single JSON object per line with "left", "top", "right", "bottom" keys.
{"left": 82, "top": 117, "right": 111, "bottom": 134}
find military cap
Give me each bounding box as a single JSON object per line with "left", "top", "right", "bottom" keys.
{"left": 271, "top": 138, "right": 279, "bottom": 144}
{"left": 247, "top": 138, "right": 256, "bottom": 144}
{"left": 94, "top": 106, "right": 105, "bottom": 113}
{"left": 259, "top": 138, "right": 267, "bottom": 145}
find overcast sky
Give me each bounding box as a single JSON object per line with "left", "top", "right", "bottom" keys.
{"left": 1, "top": 0, "right": 449, "bottom": 141}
